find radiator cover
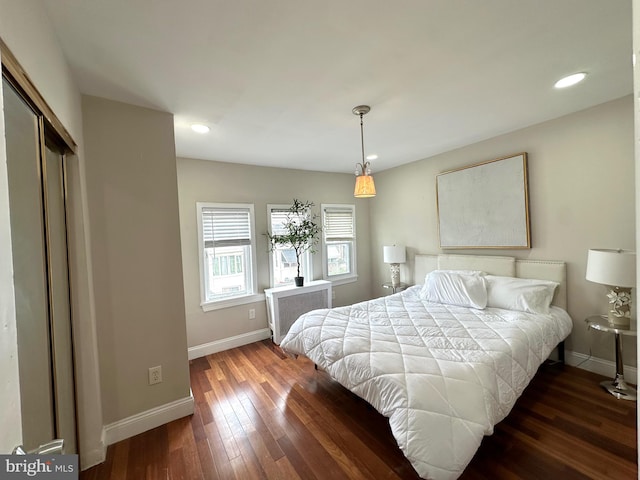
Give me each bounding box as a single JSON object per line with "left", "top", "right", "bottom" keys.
{"left": 265, "top": 280, "right": 332, "bottom": 344}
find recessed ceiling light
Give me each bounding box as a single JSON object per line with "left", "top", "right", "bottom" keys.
{"left": 366, "top": 154, "right": 378, "bottom": 160}
{"left": 191, "top": 124, "right": 210, "bottom": 134}
{"left": 554, "top": 72, "right": 587, "bottom": 89}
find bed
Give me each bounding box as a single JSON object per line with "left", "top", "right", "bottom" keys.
{"left": 279, "top": 254, "right": 573, "bottom": 480}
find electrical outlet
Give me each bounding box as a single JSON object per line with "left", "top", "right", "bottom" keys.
{"left": 148, "top": 365, "right": 162, "bottom": 385}
{"left": 249, "top": 308, "right": 256, "bottom": 319}
{"left": 332, "top": 291, "right": 336, "bottom": 300}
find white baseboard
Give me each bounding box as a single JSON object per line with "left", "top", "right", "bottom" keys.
{"left": 102, "top": 393, "right": 194, "bottom": 446}
{"left": 188, "top": 328, "right": 271, "bottom": 360}
{"left": 566, "top": 350, "right": 637, "bottom": 384}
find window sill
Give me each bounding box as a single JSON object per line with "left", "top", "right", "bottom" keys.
{"left": 325, "top": 274, "right": 358, "bottom": 286}
{"left": 201, "top": 293, "right": 265, "bottom": 312}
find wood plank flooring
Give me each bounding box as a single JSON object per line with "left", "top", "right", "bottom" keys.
{"left": 81, "top": 340, "right": 637, "bottom": 479}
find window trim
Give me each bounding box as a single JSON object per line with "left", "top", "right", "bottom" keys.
{"left": 267, "top": 203, "right": 313, "bottom": 287}
{"left": 197, "top": 202, "right": 260, "bottom": 310}
{"left": 321, "top": 203, "right": 357, "bottom": 285}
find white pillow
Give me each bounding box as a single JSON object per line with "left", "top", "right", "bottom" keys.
{"left": 485, "top": 275, "right": 558, "bottom": 314}
{"left": 420, "top": 270, "right": 487, "bottom": 309}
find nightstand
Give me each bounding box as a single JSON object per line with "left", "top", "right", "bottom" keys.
{"left": 382, "top": 282, "right": 408, "bottom": 294}
{"left": 585, "top": 315, "right": 637, "bottom": 401}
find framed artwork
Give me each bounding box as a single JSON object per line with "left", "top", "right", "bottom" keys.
{"left": 436, "top": 153, "right": 530, "bottom": 249}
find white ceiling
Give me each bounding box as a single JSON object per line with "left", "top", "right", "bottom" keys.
{"left": 41, "top": 0, "right": 632, "bottom": 173}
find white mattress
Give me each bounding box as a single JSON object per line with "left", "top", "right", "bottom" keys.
{"left": 279, "top": 285, "right": 573, "bottom": 480}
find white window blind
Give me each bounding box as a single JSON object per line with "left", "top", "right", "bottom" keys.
{"left": 324, "top": 208, "right": 354, "bottom": 240}
{"left": 270, "top": 208, "right": 291, "bottom": 236}
{"left": 202, "top": 207, "right": 251, "bottom": 248}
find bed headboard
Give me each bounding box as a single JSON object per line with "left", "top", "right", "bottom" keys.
{"left": 413, "top": 253, "right": 567, "bottom": 310}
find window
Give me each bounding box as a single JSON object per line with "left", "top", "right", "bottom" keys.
{"left": 197, "top": 203, "right": 260, "bottom": 310}
{"left": 322, "top": 204, "right": 356, "bottom": 283}
{"left": 268, "top": 205, "right": 312, "bottom": 287}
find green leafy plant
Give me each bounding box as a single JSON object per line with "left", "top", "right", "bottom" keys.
{"left": 266, "top": 199, "right": 321, "bottom": 282}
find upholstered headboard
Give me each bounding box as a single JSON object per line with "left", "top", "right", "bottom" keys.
{"left": 413, "top": 253, "right": 567, "bottom": 310}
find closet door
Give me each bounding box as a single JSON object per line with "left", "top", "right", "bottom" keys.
{"left": 44, "top": 144, "right": 77, "bottom": 454}
{"left": 3, "top": 76, "right": 77, "bottom": 453}
{"left": 3, "top": 76, "right": 55, "bottom": 450}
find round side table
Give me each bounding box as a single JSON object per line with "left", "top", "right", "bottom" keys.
{"left": 382, "top": 282, "right": 408, "bottom": 294}
{"left": 585, "top": 315, "right": 637, "bottom": 401}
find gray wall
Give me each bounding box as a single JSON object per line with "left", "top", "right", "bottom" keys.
{"left": 177, "top": 158, "right": 372, "bottom": 348}
{"left": 370, "top": 95, "right": 635, "bottom": 365}
{"left": 82, "top": 96, "right": 191, "bottom": 423}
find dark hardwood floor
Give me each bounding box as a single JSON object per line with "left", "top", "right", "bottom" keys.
{"left": 81, "top": 340, "right": 637, "bottom": 479}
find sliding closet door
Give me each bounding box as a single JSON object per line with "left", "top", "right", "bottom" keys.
{"left": 44, "top": 144, "right": 77, "bottom": 454}
{"left": 3, "top": 77, "right": 55, "bottom": 450}
{"left": 2, "top": 75, "right": 77, "bottom": 453}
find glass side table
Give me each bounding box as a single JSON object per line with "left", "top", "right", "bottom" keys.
{"left": 585, "top": 315, "right": 637, "bottom": 401}
{"left": 382, "top": 282, "right": 408, "bottom": 294}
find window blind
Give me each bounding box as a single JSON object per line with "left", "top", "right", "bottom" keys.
{"left": 270, "top": 209, "right": 291, "bottom": 236}
{"left": 270, "top": 208, "right": 305, "bottom": 236}
{"left": 324, "top": 208, "right": 354, "bottom": 240}
{"left": 202, "top": 207, "right": 251, "bottom": 248}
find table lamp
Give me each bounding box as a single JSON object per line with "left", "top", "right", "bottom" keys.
{"left": 383, "top": 245, "right": 406, "bottom": 287}
{"left": 586, "top": 249, "right": 636, "bottom": 327}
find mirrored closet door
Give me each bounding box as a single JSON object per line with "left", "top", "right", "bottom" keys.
{"left": 3, "top": 75, "right": 77, "bottom": 454}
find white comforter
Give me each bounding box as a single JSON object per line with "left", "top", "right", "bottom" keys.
{"left": 279, "top": 285, "right": 573, "bottom": 480}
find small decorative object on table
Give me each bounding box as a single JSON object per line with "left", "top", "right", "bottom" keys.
{"left": 383, "top": 245, "right": 406, "bottom": 287}
{"left": 585, "top": 248, "right": 636, "bottom": 327}
{"left": 585, "top": 315, "right": 637, "bottom": 401}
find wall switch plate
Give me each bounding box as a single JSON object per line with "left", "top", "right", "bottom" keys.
{"left": 148, "top": 365, "right": 162, "bottom": 385}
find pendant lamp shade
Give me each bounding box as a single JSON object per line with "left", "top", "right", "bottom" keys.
{"left": 354, "top": 174, "right": 376, "bottom": 197}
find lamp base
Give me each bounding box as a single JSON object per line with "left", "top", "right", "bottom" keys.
{"left": 601, "top": 375, "right": 637, "bottom": 401}
{"left": 606, "top": 286, "right": 632, "bottom": 328}
{"left": 389, "top": 263, "right": 400, "bottom": 287}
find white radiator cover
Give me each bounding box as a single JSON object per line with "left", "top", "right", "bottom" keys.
{"left": 265, "top": 280, "right": 332, "bottom": 344}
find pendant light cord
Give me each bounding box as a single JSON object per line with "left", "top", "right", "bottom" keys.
{"left": 358, "top": 113, "right": 370, "bottom": 175}
{"left": 360, "top": 112, "right": 365, "bottom": 165}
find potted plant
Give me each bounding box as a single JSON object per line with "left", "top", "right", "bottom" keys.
{"left": 266, "top": 199, "right": 321, "bottom": 286}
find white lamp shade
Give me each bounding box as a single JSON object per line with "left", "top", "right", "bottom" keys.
{"left": 383, "top": 245, "right": 406, "bottom": 264}
{"left": 586, "top": 249, "right": 636, "bottom": 287}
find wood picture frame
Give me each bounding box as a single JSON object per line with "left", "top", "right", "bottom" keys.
{"left": 436, "top": 153, "right": 530, "bottom": 249}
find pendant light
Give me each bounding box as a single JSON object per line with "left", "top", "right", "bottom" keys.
{"left": 353, "top": 105, "right": 376, "bottom": 198}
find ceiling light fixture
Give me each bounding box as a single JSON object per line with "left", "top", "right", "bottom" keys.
{"left": 191, "top": 123, "right": 210, "bottom": 134}
{"left": 353, "top": 105, "right": 376, "bottom": 198}
{"left": 554, "top": 72, "right": 587, "bottom": 89}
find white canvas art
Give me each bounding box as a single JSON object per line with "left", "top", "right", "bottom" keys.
{"left": 436, "top": 153, "right": 530, "bottom": 249}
